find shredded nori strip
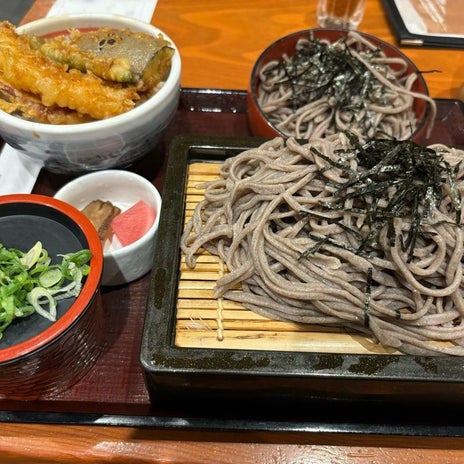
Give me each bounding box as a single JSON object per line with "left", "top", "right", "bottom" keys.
{"left": 364, "top": 267, "right": 373, "bottom": 327}
{"left": 307, "top": 135, "right": 461, "bottom": 261}
{"left": 262, "top": 32, "right": 402, "bottom": 134}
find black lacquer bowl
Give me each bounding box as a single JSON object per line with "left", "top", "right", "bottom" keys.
{"left": 0, "top": 194, "right": 104, "bottom": 400}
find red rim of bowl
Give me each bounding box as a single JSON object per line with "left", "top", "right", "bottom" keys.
{"left": 0, "top": 194, "right": 103, "bottom": 363}
{"left": 248, "top": 28, "right": 430, "bottom": 140}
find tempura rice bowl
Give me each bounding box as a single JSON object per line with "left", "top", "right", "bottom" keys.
{"left": 0, "top": 14, "right": 181, "bottom": 174}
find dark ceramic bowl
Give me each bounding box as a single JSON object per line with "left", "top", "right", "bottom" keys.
{"left": 247, "top": 29, "right": 431, "bottom": 141}
{"left": 0, "top": 194, "right": 104, "bottom": 399}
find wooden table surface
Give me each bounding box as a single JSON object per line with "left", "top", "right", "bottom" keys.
{"left": 2, "top": 1, "right": 464, "bottom": 462}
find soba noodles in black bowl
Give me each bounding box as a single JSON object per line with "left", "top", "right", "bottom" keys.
{"left": 247, "top": 29, "right": 435, "bottom": 142}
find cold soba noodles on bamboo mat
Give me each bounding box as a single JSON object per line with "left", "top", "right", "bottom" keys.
{"left": 181, "top": 135, "right": 464, "bottom": 356}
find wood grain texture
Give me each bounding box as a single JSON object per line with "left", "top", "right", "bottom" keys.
{"left": 2, "top": 424, "right": 464, "bottom": 463}
{"left": 1, "top": 1, "right": 464, "bottom": 462}
{"left": 151, "top": 0, "right": 462, "bottom": 99}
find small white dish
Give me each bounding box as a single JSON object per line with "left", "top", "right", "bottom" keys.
{"left": 55, "top": 170, "right": 161, "bottom": 286}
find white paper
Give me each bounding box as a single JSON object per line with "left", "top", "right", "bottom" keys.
{"left": 0, "top": 145, "right": 43, "bottom": 195}
{"left": 394, "top": 0, "right": 464, "bottom": 38}
{"left": 47, "top": 0, "right": 158, "bottom": 23}
{"left": 0, "top": 0, "right": 158, "bottom": 195}
{"left": 394, "top": 0, "right": 427, "bottom": 35}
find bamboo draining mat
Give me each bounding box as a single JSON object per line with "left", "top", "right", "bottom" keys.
{"left": 176, "top": 162, "right": 398, "bottom": 355}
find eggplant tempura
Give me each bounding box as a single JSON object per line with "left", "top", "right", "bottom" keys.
{"left": 0, "top": 21, "right": 174, "bottom": 123}
{"left": 32, "top": 27, "right": 174, "bottom": 91}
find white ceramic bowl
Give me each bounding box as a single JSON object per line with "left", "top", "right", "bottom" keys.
{"left": 54, "top": 170, "right": 162, "bottom": 286}
{"left": 0, "top": 14, "right": 181, "bottom": 174}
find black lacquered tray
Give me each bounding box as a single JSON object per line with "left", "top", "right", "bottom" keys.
{"left": 1, "top": 89, "right": 464, "bottom": 437}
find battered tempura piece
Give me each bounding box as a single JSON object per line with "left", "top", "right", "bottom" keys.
{"left": 0, "top": 21, "right": 139, "bottom": 120}
{"left": 0, "top": 78, "right": 93, "bottom": 124}
{"left": 34, "top": 27, "right": 174, "bottom": 92}
{"left": 81, "top": 200, "right": 121, "bottom": 243}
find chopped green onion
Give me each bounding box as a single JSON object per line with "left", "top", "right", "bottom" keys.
{"left": 0, "top": 241, "right": 92, "bottom": 340}
{"left": 27, "top": 287, "right": 56, "bottom": 321}
{"left": 19, "top": 241, "right": 43, "bottom": 269}
{"left": 38, "top": 268, "right": 63, "bottom": 288}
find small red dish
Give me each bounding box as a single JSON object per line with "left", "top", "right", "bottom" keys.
{"left": 0, "top": 194, "right": 104, "bottom": 400}
{"left": 247, "top": 29, "right": 431, "bottom": 141}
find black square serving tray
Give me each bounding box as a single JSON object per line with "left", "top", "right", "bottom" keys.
{"left": 140, "top": 133, "right": 464, "bottom": 421}
{"left": 1, "top": 89, "right": 463, "bottom": 435}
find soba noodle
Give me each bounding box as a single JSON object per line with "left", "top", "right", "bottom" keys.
{"left": 256, "top": 31, "right": 436, "bottom": 141}
{"left": 181, "top": 135, "right": 464, "bottom": 356}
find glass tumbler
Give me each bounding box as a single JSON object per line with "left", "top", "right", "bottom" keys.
{"left": 317, "top": 0, "right": 366, "bottom": 30}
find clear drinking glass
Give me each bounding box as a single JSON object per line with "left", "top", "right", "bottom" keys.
{"left": 317, "top": 0, "right": 366, "bottom": 30}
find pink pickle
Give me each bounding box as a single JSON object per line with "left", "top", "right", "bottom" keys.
{"left": 110, "top": 200, "right": 156, "bottom": 247}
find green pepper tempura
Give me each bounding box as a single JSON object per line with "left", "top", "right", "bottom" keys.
{"left": 0, "top": 241, "right": 92, "bottom": 340}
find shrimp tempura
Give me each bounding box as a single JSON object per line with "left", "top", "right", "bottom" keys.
{"left": 0, "top": 22, "right": 139, "bottom": 120}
